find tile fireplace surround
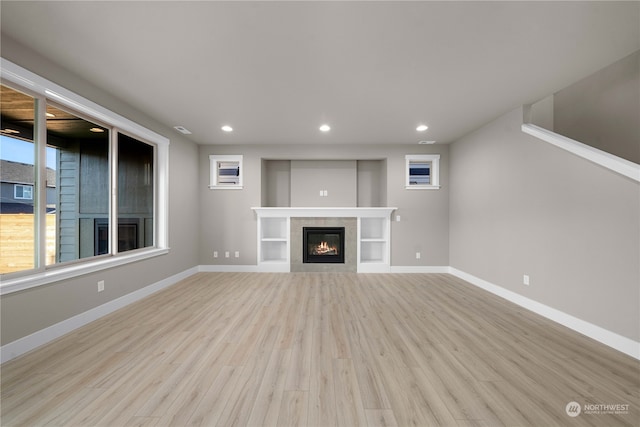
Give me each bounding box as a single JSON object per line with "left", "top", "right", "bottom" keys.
{"left": 292, "top": 218, "right": 356, "bottom": 272}
{"left": 252, "top": 207, "right": 396, "bottom": 273}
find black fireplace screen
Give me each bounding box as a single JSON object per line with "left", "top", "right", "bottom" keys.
{"left": 303, "top": 227, "right": 345, "bottom": 263}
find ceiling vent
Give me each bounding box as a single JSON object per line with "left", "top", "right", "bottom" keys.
{"left": 418, "top": 140, "right": 436, "bottom": 145}
{"left": 173, "top": 125, "right": 192, "bottom": 135}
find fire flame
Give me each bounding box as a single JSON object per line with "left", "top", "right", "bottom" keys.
{"left": 313, "top": 241, "right": 338, "bottom": 255}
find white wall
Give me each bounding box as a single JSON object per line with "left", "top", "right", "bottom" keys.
{"left": 290, "top": 160, "right": 358, "bottom": 207}
{"left": 449, "top": 106, "right": 640, "bottom": 341}
{"left": 554, "top": 50, "right": 639, "bottom": 164}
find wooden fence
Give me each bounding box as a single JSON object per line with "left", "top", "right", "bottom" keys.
{"left": 0, "top": 214, "right": 56, "bottom": 274}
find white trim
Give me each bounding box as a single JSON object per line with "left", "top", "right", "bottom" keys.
{"left": 198, "top": 264, "right": 261, "bottom": 273}
{"left": 252, "top": 207, "right": 397, "bottom": 218}
{"left": 255, "top": 263, "right": 290, "bottom": 273}
{"left": 521, "top": 123, "right": 640, "bottom": 183}
{"left": 0, "top": 266, "right": 197, "bottom": 364}
{"left": 0, "top": 248, "right": 169, "bottom": 295}
{"left": 449, "top": 267, "right": 640, "bottom": 360}
{"left": 390, "top": 266, "right": 450, "bottom": 273}
{"left": 404, "top": 185, "right": 441, "bottom": 190}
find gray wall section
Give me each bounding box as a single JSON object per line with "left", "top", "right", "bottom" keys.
{"left": 357, "top": 160, "right": 386, "bottom": 207}
{"left": 290, "top": 160, "right": 357, "bottom": 207}
{"left": 449, "top": 107, "right": 640, "bottom": 341}
{"left": 262, "top": 160, "right": 291, "bottom": 207}
{"left": 1, "top": 36, "right": 201, "bottom": 346}
{"left": 199, "top": 144, "right": 449, "bottom": 267}
{"left": 554, "top": 50, "right": 640, "bottom": 164}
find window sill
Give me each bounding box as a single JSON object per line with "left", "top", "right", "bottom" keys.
{"left": 405, "top": 185, "right": 441, "bottom": 190}
{"left": 208, "top": 185, "right": 244, "bottom": 190}
{"left": 0, "top": 248, "right": 169, "bottom": 295}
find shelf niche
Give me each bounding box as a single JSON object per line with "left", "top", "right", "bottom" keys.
{"left": 261, "top": 159, "right": 386, "bottom": 208}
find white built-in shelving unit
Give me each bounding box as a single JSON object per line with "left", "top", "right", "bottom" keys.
{"left": 358, "top": 217, "right": 390, "bottom": 271}
{"left": 252, "top": 207, "right": 395, "bottom": 273}
{"left": 257, "top": 216, "right": 290, "bottom": 269}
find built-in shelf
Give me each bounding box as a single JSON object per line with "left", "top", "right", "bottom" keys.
{"left": 358, "top": 217, "right": 390, "bottom": 268}
{"left": 252, "top": 207, "right": 395, "bottom": 272}
{"left": 257, "top": 216, "right": 290, "bottom": 267}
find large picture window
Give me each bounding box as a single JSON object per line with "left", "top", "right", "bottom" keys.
{"left": 1, "top": 59, "right": 169, "bottom": 293}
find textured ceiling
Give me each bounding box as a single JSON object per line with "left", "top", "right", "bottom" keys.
{"left": 1, "top": 1, "right": 638, "bottom": 145}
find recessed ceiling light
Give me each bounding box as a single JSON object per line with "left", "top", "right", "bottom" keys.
{"left": 221, "top": 125, "right": 233, "bottom": 132}
{"left": 319, "top": 124, "right": 331, "bottom": 132}
{"left": 2, "top": 128, "right": 20, "bottom": 134}
{"left": 89, "top": 127, "right": 105, "bottom": 133}
{"left": 174, "top": 125, "right": 192, "bottom": 135}
{"left": 416, "top": 124, "right": 429, "bottom": 132}
{"left": 46, "top": 112, "right": 55, "bottom": 118}
{"left": 419, "top": 140, "right": 436, "bottom": 145}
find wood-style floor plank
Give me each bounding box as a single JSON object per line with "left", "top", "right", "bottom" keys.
{"left": 1, "top": 272, "right": 638, "bottom": 426}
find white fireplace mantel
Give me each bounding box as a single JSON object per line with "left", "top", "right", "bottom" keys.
{"left": 251, "top": 207, "right": 397, "bottom": 273}
{"left": 251, "top": 207, "right": 396, "bottom": 218}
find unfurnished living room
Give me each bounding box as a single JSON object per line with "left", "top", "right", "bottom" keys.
{"left": 0, "top": 1, "right": 639, "bottom": 426}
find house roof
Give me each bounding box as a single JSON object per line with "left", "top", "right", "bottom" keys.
{"left": 0, "top": 160, "right": 56, "bottom": 187}
{"left": 1, "top": 2, "right": 638, "bottom": 146}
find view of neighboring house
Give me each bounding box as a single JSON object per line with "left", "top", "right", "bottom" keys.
{"left": 0, "top": 159, "right": 56, "bottom": 213}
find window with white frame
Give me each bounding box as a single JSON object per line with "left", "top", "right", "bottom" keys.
{"left": 1, "top": 58, "right": 169, "bottom": 293}
{"left": 14, "top": 184, "right": 33, "bottom": 200}
{"left": 209, "top": 155, "right": 243, "bottom": 189}
{"left": 405, "top": 154, "right": 440, "bottom": 189}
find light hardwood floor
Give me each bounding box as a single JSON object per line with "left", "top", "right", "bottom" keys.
{"left": 1, "top": 273, "right": 638, "bottom": 426}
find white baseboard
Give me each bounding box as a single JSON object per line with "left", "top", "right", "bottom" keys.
{"left": 198, "top": 264, "right": 260, "bottom": 273}
{"left": 200, "top": 264, "right": 451, "bottom": 274}
{"left": 449, "top": 267, "right": 640, "bottom": 360}
{"left": 389, "top": 266, "right": 450, "bottom": 273}
{"left": 0, "top": 266, "right": 198, "bottom": 364}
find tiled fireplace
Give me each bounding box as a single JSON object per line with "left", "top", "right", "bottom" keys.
{"left": 291, "top": 218, "right": 356, "bottom": 272}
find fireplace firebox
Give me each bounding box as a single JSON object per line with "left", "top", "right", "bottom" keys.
{"left": 303, "top": 227, "right": 345, "bottom": 263}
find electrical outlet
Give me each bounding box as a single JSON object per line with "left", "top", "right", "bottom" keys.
{"left": 225, "top": 251, "right": 230, "bottom": 258}
{"left": 235, "top": 251, "right": 240, "bottom": 258}
{"left": 396, "top": 215, "right": 401, "bottom": 222}
{"left": 97, "top": 280, "right": 105, "bottom": 292}
{"left": 523, "top": 274, "right": 530, "bottom": 286}
{"left": 213, "top": 251, "right": 218, "bottom": 258}
{"left": 319, "top": 190, "right": 324, "bottom": 196}
{"left": 323, "top": 190, "right": 328, "bottom": 196}
{"left": 416, "top": 252, "right": 421, "bottom": 259}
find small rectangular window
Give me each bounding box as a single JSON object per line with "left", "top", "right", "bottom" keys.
{"left": 14, "top": 184, "right": 33, "bottom": 200}
{"left": 209, "top": 155, "right": 243, "bottom": 189}
{"left": 409, "top": 161, "right": 431, "bottom": 185}
{"left": 405, "top": 154, "right": 440, "bottom": 189}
